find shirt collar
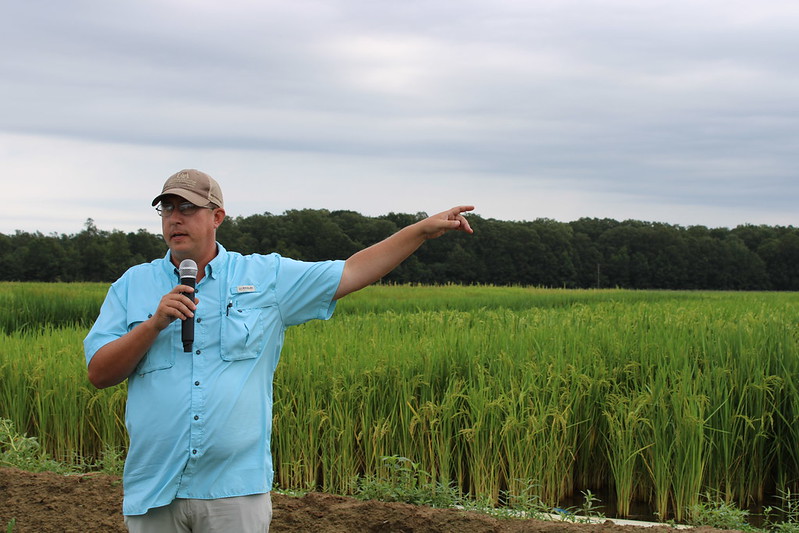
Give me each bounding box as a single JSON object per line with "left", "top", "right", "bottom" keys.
{"left": 206, "top": 242, "right": 227, "bottom": 280}
{"left": 163, "top": 242, "right": 227, "bottom": 281}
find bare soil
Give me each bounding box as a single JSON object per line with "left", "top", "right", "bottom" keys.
{"left": 0, "top": 468, "right": 738, "bottom": 533}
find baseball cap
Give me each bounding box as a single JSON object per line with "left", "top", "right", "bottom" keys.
{"left": 152, "top": 169, "right": 224, "bottom": 208}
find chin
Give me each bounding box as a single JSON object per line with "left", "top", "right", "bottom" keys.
{"left": 169, "top": 244, "right": 193, "bottom": 258}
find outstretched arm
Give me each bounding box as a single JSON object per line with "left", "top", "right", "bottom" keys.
{"left": 334, "top": 205, "right": 474, "bottom": 299}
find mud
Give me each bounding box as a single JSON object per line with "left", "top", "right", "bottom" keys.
{"left": 0, "top": 468, "right": 739, "bottom": 533}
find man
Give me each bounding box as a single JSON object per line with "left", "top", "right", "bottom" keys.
{"left": 84, "top": 169, "right": 473, "bottom": 532}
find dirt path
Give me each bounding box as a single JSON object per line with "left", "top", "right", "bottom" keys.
{"left": 0, "top": 468, "right": 736, "bottom": 532}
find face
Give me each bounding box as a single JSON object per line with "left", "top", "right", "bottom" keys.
{"left": 158, "top": 195, "right": 226, "bottom": 266}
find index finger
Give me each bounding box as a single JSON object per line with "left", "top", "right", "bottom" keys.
{"left": 449, "top": 205, "right": 475, "bottom": 216}
{"left": 448, "top": 206, "right": 474, "bottom": 234}
{"left": 175, "top": 284, "right": 195, "bottom": 294}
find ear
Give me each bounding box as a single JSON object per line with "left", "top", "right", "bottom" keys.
{"left": 213, "top": 208, "right": 226, "bottom": 228}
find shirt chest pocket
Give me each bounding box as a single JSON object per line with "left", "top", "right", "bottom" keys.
{"left": 222, "top": 289, "right": 277, "bottom": 361}
{"left": 127, "top": 309, "right": 177, "bottom": 375}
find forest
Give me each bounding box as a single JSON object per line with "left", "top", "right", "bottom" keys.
{"left": 1, "top": 209, "right": 798, "bottom": 290}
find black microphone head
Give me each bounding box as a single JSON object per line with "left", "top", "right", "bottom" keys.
{"left": 179, "top": 259, "right": 198, "bottom": 280}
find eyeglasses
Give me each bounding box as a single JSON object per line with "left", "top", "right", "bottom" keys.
{"left": 156, "top": 202, "right": 215, "bottom": 217}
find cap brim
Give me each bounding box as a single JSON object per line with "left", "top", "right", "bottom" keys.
{"left": 152, "top": 188, "right": 211, "bottom": 207}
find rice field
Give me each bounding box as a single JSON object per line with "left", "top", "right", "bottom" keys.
{"left": 1, "top": 282, "right": 798, "bottom": 521}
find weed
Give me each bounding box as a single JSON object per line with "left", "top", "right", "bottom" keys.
{"left": 0, "top": 418, "right": 74, "bottom": 474}
{"left": 687, "top": 493, "right": 753, "bottom": 531}
{"left": 354, "top": 455, "right": 460, "bottom": 508}
{"left": 502, "top": 479, "right": 549, "bottom": 518}
{"left": 764, "top": 489, "right": 799, "bottom": 533}
{"left": 550, "top": 490, "right": 606, "bottom": 524}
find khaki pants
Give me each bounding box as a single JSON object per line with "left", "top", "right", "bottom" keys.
{"left": 124, "top": 493, "right": 272, "bottom": 533}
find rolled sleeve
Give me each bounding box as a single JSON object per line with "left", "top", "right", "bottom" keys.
{"left": 84, "top": 282, "right": 128, "bottom": 366}
{"left": 274, "top": 257, "right": 345, "bottom": 326}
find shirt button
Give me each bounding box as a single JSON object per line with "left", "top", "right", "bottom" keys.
{"left": 195, "top": 350, "right": 201, "bottom": 355}
{"left": 192, "top": 449, "right": 198, "bottom": 455}
{"left": 196, "top": 318, "right": 202, "bottom": 323}
{"left": 195, "top": 381, "right": 200, "bottom": 386}
{"left": 194, "top": 415, "right": 199, "bottom": 420}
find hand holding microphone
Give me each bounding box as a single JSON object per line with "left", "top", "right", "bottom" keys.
{"left": 179, "top": 259, "right": 198, "bottom": 353}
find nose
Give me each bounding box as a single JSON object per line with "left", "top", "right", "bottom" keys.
{"left": 164, "top": 208, "right": 186, "bottom": 222}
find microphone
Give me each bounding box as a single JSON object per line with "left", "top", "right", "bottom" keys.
{"left": 179, "top": 259, "right": 198, "bottom": 353}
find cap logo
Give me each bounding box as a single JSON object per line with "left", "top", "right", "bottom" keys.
{"left": 173, "top": 171, "right": 197, "bottom": 188}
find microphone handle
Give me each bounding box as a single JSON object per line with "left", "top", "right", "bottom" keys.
{"left": 181, "top": 276, "right": 196, "bottom": 353}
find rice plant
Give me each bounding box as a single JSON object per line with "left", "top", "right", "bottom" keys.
{"left": 2, "top": 283, "right": 798, "bottom": 522}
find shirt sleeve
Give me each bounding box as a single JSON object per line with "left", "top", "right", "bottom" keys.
{"left": 83, "top": 281, "right": 129, "bottom": 365}
{"left": 274, "top": 256, "right": 345, "bottom": 327}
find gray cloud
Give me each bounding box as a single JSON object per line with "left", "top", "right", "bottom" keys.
{"left": 1, "top": 0, "right": 798, "bottom": 234}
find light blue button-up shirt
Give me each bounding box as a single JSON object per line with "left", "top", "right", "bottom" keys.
{"left": 84, "top": 244, "right": 345, "bottom": 516}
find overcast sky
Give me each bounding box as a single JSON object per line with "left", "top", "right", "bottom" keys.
{"left": 2, "top": 0, "right": 798, "bottom": 236}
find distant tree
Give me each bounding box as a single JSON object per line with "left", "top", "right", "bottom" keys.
{"left": 530, "top": 219, "right": 576, "bottom": 287}
{"left": 217, "top": 215, "right": 261, "bottom": 255}
{"left": 2, "top": 211, "right": 797, "bottom": 288}
{"left": 128, "top": 228, "right": 167, "bottom": 264}
{"left": 280, "top": 209, "right": 359, "bottom": 261}
{"left": 758, "top": 231, "right": 799, "bottom": 290}
{"left": 571, "top": 232, "right": 602, "bottom": 288}
{"left": 330, "top": 210, "right": 397, "bottom": 247}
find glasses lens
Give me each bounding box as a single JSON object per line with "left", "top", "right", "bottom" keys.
{"left": 156, "top": 202, "right": 206, "bottom": 217}
{"left": 177, "top": 202, "right": 199, "bottom": 216}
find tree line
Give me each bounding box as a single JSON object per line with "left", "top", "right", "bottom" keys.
{"left": 2, "top": 210, "right": 798, "bottom": 290}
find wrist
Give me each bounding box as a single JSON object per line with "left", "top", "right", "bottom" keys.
{"left": 143, "top": 315, "right": 169, "bottom": 334}
{"left": 407, "top": 220, "right": 432, "bottom": 241}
